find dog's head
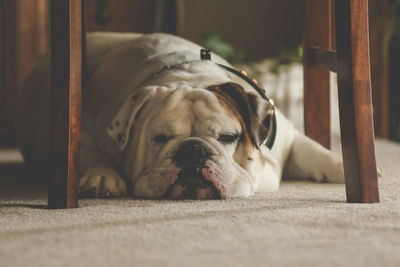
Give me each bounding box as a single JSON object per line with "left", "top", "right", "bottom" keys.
{"left": 107, "top": 82, "right": 275, "bottom": 199}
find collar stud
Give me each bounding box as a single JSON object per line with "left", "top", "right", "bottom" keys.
{"left": 200, "top": 48, "right": 211, "bottom": 60}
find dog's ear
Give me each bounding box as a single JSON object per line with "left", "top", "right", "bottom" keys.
{"left": 206, "top": 82, "right": 274, "bottom": 149}
{"left": 107, "top": 90, "right": 154, "bottom": 151}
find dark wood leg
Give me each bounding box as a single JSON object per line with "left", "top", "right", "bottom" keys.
{"left": 159, "top": 0, "right": 185, "bottom": 35}
{"left": 303, "top": 0, "right": 332, "bottom": 149}
{"left": 48, "top": 0, "right": 83, "bottom": 209}
{"left": 335, "top": 0, "right": 379, "bottom": 203}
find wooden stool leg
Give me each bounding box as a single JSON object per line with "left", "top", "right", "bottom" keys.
{"left": 303, "top": 0, "right": 332, "bottom": 149}
{"left": 48, "top": 0, "right": 83, "bottom": 209}
{"left": 335, "top": 0, "right": 379, "bottom": 203}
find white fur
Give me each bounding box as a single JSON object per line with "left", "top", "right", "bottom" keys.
{"left": 17, "top": 32, "right": 345, "bottom": 198}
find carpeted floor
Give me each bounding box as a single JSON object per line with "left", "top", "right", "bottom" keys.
{"left": 1, "top": 139, "right": 399, "bottom": 267}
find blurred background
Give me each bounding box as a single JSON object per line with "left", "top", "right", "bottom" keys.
{"left": 0, "top": 0, "right": 399, "bottom": 152}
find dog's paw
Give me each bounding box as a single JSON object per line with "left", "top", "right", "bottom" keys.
{"left": 315, "top": 154, "right": 345, "bottom": 184}
{"left": 317, "top": 162, "right": 383, "bottom": 183}
{"left": 79, "top": 167, "right": 127, "bottom": 198}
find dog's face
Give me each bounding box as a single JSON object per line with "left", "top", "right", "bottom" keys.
{"left": 107, "top": 82, "right": 274, "bottom": 199}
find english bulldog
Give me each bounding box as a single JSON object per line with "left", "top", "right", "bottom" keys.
{"left": 17, "top": 32, "right": 345, "bottom": 199}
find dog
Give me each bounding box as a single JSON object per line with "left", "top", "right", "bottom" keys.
{"left": 17, "top": 32, "right": 345, "bottom": 199}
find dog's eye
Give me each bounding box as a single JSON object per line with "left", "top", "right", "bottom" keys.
{"left": 217, "top": 134, "right": 239, "bottom": 144}
{"left": 152, "top": 135, "right": 172, "bottom": 144}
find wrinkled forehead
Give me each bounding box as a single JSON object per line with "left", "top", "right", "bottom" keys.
{"left": 148, "top": 88, "right": 241, "bottom": 136}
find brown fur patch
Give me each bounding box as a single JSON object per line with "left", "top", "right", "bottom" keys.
{"left": 211, "top": 90, "right": 253, "bottom": 148}
{"left": 206, "top": 82, "right": 273, "bottom": 149}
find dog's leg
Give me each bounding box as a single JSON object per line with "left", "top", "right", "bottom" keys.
{"left": 78, "top": 131, "right": 127, "bottom": 198}
{"left": 254, "top": 145, "right": 282, "bottom": 192}
{"left": 283, "top": 131, "right": 345, "bottom": 183}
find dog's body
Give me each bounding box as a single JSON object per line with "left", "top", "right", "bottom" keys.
{"left": 17, "top": 32, "right": 344, "bottom": 199}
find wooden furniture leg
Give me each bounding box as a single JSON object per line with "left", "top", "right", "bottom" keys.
{"left": 48, "top": 0, "right": 83, "bottom": 209}
{"left": 304, "top": 0, "right": 379, "bottom": 203}
{"left": 335, "top": 0, "right": 379, "bottom": 203}
{"left": 303, "top": 0, "right": 332, "bottom": 149}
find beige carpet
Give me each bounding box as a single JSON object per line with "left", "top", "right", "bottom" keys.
{"left": 1, "top": 139, "right": 399, "bottom": 267}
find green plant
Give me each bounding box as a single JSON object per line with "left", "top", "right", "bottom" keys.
{"left": 201, "top": 33, "right": 248, "bottom": 64}
{"left": 268, "top": 45, "right": 303, "bottom": 75}
{"left": 201, "top": 33, "right": 303, "bottom": 76}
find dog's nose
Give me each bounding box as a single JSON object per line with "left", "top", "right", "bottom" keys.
{"left": 172, "top": 140, "right": 212, "bottom": 168}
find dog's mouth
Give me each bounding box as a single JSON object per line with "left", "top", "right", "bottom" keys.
{"left": 163, "top": 165, "right": 222, "bottom": 200}
{"left": 161, "top": 139, "right": 225, "bottom": 200}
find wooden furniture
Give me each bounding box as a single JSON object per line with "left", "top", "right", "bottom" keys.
{"left": 47, "top": 0, "right": 183, "bottom": 208}
{"left": 304, "top": 0, "right": 379, "bottom": 203}
{"left": 48, "top": 0, "right": 83, "bottom": 209}
{"left": 48, "top": 0, "right": 379, "bottom": 208}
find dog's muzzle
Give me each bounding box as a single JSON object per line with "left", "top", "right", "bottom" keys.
{"left": 164, "top": 139, "right": 222, "bottom": 200}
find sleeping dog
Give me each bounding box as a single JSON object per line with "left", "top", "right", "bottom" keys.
{"left": 17, "top": 32, "right": 344, "bottom": 199}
